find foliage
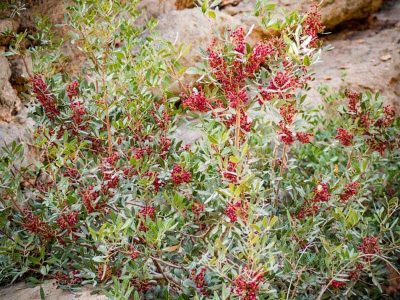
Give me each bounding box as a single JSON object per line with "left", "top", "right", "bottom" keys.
{"left": 0, "top": 1, "right": 399, "bottom": 299}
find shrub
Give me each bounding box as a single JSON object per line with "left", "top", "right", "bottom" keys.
{"left": 0, "top": 1, "right": 399, "bottom": 299}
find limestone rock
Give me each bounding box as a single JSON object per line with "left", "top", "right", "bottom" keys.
{"left": 0, "top": 54, "right": 21, "bottom": 121}
{"left": 137, "top": 0, "right": 177, "bottom": 20}
{"left": 0, "top": 280, "right": 107, "bottom": 300}
{"left": 309, "top": 19, "right": 400, "bottom": 111}
{"left": 222, "top": 0, "right": 384, "bottom": 29}
{"left": 0, "top": 18, "right": 20, "bottom": 46}
{"left": 157, "top": 9, "right": 238, "bottom": 64}
{"left": 9, "top": 53, "right": 33, "bottom": 86}
{"left": 320, "top": 0, "right": 383, "bottom": 29}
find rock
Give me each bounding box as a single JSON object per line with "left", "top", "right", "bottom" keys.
{"left": 137, "top": 0, "right": 177, "bottom": 20}
{"left": 0, "top": 281, "right": 107, "bottom": 300}
{"left": 157, "top": 9, "right": 238, "bottom": 64}
{"left": 0, "top": 54, "right": 21, "bottom": 121}
{"left": 0, "top": 110, "right": 36, "bottom": 167}
{"left": 0, "top": 18, "right": 20, "bottom": 46}
{"left": 221, "top": 0, "right": 383, "bottom": 29}
{"left": 320, "top": 0, "right": 383, "bottom": 29}
{"left": 9, "top": 53, "right": 33, "bottom": 86}
{"left": 309, "top": 25, "right": 400, "bottom": 111}
{"left": 156, "top": 9, "right": 240, "bottom": 91}
{"left": 380, "top": 54, "right": 392, "bottom": 62}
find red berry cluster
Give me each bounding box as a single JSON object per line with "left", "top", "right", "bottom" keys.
{"left": 330, "top": 279, "right": 346, "bottom": 289}
{"left": 31, "top": 75, "right": 60, "bottom": 119}
{"left": 297, "top": 183, "right": 330, "bottom": 219}
{"left": 63, "top": 167, "right": 80, "bottom": 181}
{"left": 129, "top": 245, "right": 140, "bottom": 259}
{"left": 245, "top": 42, "right": 275, "bottom": 75}
{"left": 336, "top": 128, "right": 353, "bottom": 146}
{"left": 233, "top": 269, "right": 264, "bottom": 300}
{"left": 223, "top": 161, "right": 238, "bottom": 183}
{"left": 144, "top": 171, "right": 164, "bottom": 192}
{"left": 82, "top": 186, "right": 100, "bottom": 213}
{"left": 296, "top": 132, "right": 313, "bottom": 144}
{"left": 55, "top": 270, "right": 82, "bottom": 285}
{"left": 224, "top": 110, "right": 252, "bottom": 132}
{"left": 230, "top": 27, "right": 245, "bottom": 54}
{"left": 277, "top": 104, "right": 313, "bottom": 145}
{"left": 225, "top": 200, "right": 248, "bottom": 223}
{"left": 192, "top": 202, "right": 205, "bottom": 216}
{"left": 265, "top": 71, "right": 299, "bottom": 100}
{"left": 66, "top": 80, "right": 79, "bottom": 99}
{"left": 312, "top": 183, "right": 330, "bottom": 202}
{"left": 192, "top": 268, "right": 207, "bottom": 295}
{"left": 358, "top": 236, "right": 380, "bottom": 260}
{"left": 344, "top": 90, "right": 397, "bottom": 156}
{"left": 101, "top": 152, "right": 121, "bottom": 193}
{"left": 22, "top": 209, "right": 54, "bottom": 240}
{"left": 339, "top": 181, "right": 360, "bottom": 203}
{"left": 171, "top": 164, "right": 192, "bottom": 185}
{"left": 278, "top": 121, "right": 295, "bottom": 145}
{"left": 138, "top": 205, "right": 156, "bottom": 232}
{"left": 303, "top": 4, "right": 324, "bottom": 48}
{"left": 132, "top": 146, "right": 151, "bottom": 160}
{"left": 70, "top": 100, "right": 86, "bottom": 128}
{"left": 57, "top": 211, "right": 79, "bottom": 234}
{"left": 346, "top": 90, "right": 360, "bottom": 114}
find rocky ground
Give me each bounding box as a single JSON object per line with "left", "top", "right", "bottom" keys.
{"left": 0, "top": 0, "right": 399, "bottom": 298}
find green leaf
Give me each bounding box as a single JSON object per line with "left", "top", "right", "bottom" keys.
{"left": 40, "top": 286, "right": 45, "bottom": 300}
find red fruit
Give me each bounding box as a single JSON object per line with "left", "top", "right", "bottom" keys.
{"left": 171, "top": 164, "right": 192, "bottom": 185}
{"left": 336, "top": 128, "right": 353, "bottom": 146}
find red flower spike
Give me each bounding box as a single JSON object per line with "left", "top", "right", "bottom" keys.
{"left": 296, "top": 132, "right": 313, "bottom": 144}
{"left": 278, "top": 121, "right": 294, "bottom": 145}
{"left": 233, "top": 269, "right": 264, "bottom": 300}
{"left": 331, "top": 280, "right": 346, "bottom": 289}
{"left": 230, "top": 27, "right": 245, "bottom": 54}
{"left": 192, "top": 202, "right": 205, "bottom": 216}
{"left": 66, "top": 80, "right": 79, "bottom": 99}
{"left": 70, "top": 100, "right": 86, "bottom": 126}
{"left": 358, "top": 236, "right": 380, "bottom": 261}
{"left": 171, "top": 164, "right": 192, "bottom": 185}
{"left": 268, "top": 71, "right": 298, "bottom": 100}
{"left": 22, "top": 209, "right": 54, "bottom": 240}
{"left": 303, "top": 4, "right": 324, "bottom": 48}
{"left": 57, "top": 211, "right": 79, "bottom": 233}
{"left": 312, "top": 183, "right": 330, "bottom": 203}
{"left": 82, "top": 186, "right": 100, "bottom": 213}
{"left": 183, "top": 88, "right": 212, "bottom": 112}
{"left": 245, "top": 42, "right": 274, "bottom": 75}
{"left": 345, "top": 90, "right": 361, "bottom": 114}
{"left": 339, "top": 181, "right": 360, "bottom": 202}
{"left": 279, "top": 104, "right": 297, "bottom": 124}
{"left": 336, "top": 128, "right": 353, "bottom": 146}
{"left": 31, "top": 75, "right": 60, "bottom": 119}
{"left": 223, "top": 161, "right": 238, "bottom": 183}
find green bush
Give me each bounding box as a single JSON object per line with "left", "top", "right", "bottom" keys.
{"left": 0, "top": 1, "right": 399, "bottom": 299}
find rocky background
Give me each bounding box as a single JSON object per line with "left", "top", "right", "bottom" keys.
{"left": 0, "top": 0, "right": 399, "bottom": 298}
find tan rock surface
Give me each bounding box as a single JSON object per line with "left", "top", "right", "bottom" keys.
{"left": 0, "top": 281, "right": 106, "bottom": 300}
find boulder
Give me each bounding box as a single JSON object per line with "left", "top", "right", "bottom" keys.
{"left": 320, "top": 0, "right": 383, "bottom": 29}
{"left": 221, "top": 0, "right": 384, "bottom": 29}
